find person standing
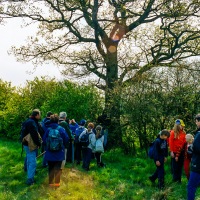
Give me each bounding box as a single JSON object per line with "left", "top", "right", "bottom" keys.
{"left": 79, "top": 122, "right": 96, "bottom": 171}
{"left": 149, "top": 129, "right": 170, "bottom": 189}
{"left": 169, "top": 119, "right": 186, "bottom": 183}
{"left": 94, "top": 125, "right": 105, "bottom": 167}
{"left": 40, "top": 111, "right": 53, "bottom": 168}
{"left": 74, "top": 119, "right": 87, "bottom": 165}
{"left": 187, "top": 114, "right": 200, "bottom": 200}
{"left": 184, "top": 134, "right": 194, "bottom": 180}
{"left": 22, "top": 109, "right": 42, "bottom": 185}
{"left": 97, "top": 109, "right": 111, "bottom": 148}
{"left": 58, "top": 112, "right": 71, "bottom": 167}
{"left": 43, "top": 114, "right": 69, "bottom": 188}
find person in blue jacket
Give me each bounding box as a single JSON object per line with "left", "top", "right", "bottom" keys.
{"left": 187, "top": 114, "right": 200, "bottom": 200}
{"left": 43, "top": 114, "right": 69, "bottom": 188}
{"left": 149, "top": 129, "right": 170, "bottom": 189}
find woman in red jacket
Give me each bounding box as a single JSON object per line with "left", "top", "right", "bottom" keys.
{"left": 169, "top": 119, "right": 186, "bottom": 183}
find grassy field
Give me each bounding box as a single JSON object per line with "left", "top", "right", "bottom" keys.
{"left": 0, "top": 138, "right": 199, "bottom": 200}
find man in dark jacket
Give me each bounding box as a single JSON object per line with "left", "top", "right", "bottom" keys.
{"left": 22, "top": 109, "right": 42, "bottom": 185}
{"left": 187, "top": 114, "right": 200, "bottom": 200}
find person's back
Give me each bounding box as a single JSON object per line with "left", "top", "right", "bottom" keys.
{"left": 42, "top": 114, "right": 69, "bottom": 188}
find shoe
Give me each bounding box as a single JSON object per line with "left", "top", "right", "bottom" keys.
{"left": 76, "top": 161, "right": 80, "bottom": 165}
{"left": 54, "top": 183, "right": 60, "bottom": 187}
{"left": 149, "top": 176, "right": 155, "bottom": 183}
{"left": 26, "top": 178, "right": 35, "bottom": 185}
{"left": 85, "top": 167, "right": 90, "bottom": 171}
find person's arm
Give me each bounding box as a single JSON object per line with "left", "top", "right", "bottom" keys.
{"left": 60, "top": 128, "right": 69, "bottom": 148}
{"left": 28, "top": 121, "right": 41, "bottom": 147}
{"left": 90, "top": 133, "right": 96, "bottom": 147}
{"left": 154, "top": 139, "right": 160, "bottom": 162}
{"left": 193, "top": 132, "right": 200, "bottom": 154}
{"left": 169, "top": 131, "right": 175, "bottom": 158}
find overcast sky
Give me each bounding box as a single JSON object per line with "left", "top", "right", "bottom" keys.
{"left": 0, "top": 18, "right": 63, "bottom": 87}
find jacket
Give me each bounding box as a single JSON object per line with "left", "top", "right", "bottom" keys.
{"left": 191, "top": 130, "right": 200, "bottom": 174}
{"left": 169, "top": 130, "right": 186, "bottom": 157}
{"left": 154, "top": 137, "right": 168, "bottom": 162}
{"left": 43, "top": 123, "right": 69, "bottom": 161}
{"left": 23, "top": 117, "right": 42, "bottom": 147}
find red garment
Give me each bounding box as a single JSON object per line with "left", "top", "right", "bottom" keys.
{"left": 184, "top": 142, "right": 192, "bottom": 180}
{"left": 184, "top": 158, "right": 191, "bottom": 180}
{"left": 169, "top": 130, "right": 186, "bottom": 157}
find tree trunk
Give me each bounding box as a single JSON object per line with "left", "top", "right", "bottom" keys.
{"left": 104, "top": 49, "right": 122, "bottom": 147}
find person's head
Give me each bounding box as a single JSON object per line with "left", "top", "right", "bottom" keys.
{"left": 173, "top": 119, "right": 185, "bottom": 138}
{"left": 50, "top": 114, "right": 59, "bottom": 123}
{"left": 46, "top": 111, "right": 53, "bottom": 118}
{"left": 159, "top": 129, "right": 170, "bottom": 140}
{"left": 95, "top": 125, "right": 102, "bottom": 133}
{"left": 59, "top": 112, "right": 67, "bottom": 120}
{"left": 31, "top": 109, "right": 41, "bottom": 120}
{"left": 195, "top": 114, "right": 200, "bottom": 128}
{"left": 79, "top": 119, "right": 86, "bottom": 126}
{"left": 185, "top": 134, "right": 194, "bottom": 144}
{"left": 87, "top": 122, "right": 94, "bottom": 131}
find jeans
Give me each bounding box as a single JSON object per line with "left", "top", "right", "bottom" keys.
{"left": 187, "top": 171, "right": 200, "bottom": 200}
{"left": 24, "top": 145, "right": 37, "bottom": 180}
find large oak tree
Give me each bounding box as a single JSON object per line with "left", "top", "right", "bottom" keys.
{"left": 1, "top": 0, "right": 200, "bottom": 145}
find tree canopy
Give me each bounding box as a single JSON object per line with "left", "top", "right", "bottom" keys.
{"left": 1, "top": 0, "right": 200, "bottom": 144}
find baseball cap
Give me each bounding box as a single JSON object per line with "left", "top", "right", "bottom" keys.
{"left": 175, "top": 119, "right": 185, "bottom": 127}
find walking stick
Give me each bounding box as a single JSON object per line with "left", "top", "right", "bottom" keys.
{"left": 71, "top": 140, "right": 74, "bottom": 168}
{"left": 36, "top": 151, "right": 46, "bottom": 159}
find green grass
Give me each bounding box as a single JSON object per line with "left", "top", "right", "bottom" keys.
{"left": 0, "top": 138, "right": 200, "bottom": 200}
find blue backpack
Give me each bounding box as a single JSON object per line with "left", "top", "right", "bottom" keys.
{"left": 74, "top": 126, "right": 85, "bottom": 143}
{"left": 79, "top": 132, "right": 91, "bottom": 147}
{"left": 47, "top": 126, "right": 63, "bottom": 151}
{"left": 148, "top": 140, "right": 157, "bottom": 159}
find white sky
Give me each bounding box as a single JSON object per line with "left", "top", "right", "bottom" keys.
{"left": 0, "top": 18, "right": 64, "bottom": 87}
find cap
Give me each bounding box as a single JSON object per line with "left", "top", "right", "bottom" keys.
{"left": 79, "top": 119, "right": 86, "bottom": 126}
{"left": 175, "top": 119, "right": 185, "bottom": 127}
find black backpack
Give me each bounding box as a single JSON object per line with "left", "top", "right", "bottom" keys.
{"left": 79, "top": 132, "right": 91, "bottom": 147}
{"left": 47, "top": 126, "right": 63, "bottom": 151}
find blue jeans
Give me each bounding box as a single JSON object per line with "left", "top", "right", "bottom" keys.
{"left": 187, "top": 171, "right": 200, "bottom": 200}
{"left": 24, "top": 146, "right": 37, "bottom": 180}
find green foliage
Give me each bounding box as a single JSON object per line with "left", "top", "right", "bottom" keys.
{"left": 121, "top": 67, "right": 200, "bottom": 154}
{"left": 1, "top": 138, "right": 199, "bottom": 200}
{"left": 0, "top": 77, "right": 103, "bottom": 139}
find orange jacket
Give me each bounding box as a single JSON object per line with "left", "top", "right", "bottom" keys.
{"left": 169, "top": 130, "right": 186, "bottom": 157}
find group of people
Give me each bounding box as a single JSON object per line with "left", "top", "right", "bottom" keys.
{"left": 21, "top": 109, "right": 110, "bottom": 188}
{"left": 149, "top": 115, "right": 200, "bottom": 200}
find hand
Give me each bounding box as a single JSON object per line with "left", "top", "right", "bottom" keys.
{"left": 170, "top": 152, "right": 174, "bottom": 158}
{"left": 164, "top": 157, "right": 167, "bottom": 163}
{"left": 175, "top": 156, "right": 178, "bottom": 162}
{"left": 156, "top": 161, "right": 160, "bottom": 166}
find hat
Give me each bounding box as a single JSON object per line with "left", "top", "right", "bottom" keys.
{"left": 79, "top": 119, "right": 86, "bottom": 126}
{"left": 59, "top": 112, "right": 67, "bottom": 119}
{"left": 175, "top": 119, "right": 185, "bottom": 127}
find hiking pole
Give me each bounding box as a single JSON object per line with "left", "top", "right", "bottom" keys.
{"left": 36, "top": 151, "right": 46, "bottom": 159}
{"left": 71, "top": 140, "right": 74, "bottom": 168}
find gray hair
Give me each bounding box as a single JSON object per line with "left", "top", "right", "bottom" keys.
{"left": 59, "top": 111, "right": 67, "bottom": 119}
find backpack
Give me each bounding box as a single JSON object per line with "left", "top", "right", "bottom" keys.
{"left": 74, "top": 126, "right": 85, "bottom": 143}
{"left": 79, "top": 132, "right": 91, "bottom": 147}
{"left": 95, "top": 139, "right": 104, "bottom": 153}
{"left": 47, "top": 126, "right": 63, "bottom": 151}
{"left": 148, "top": 140, "right": 157, "bottom": 159}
